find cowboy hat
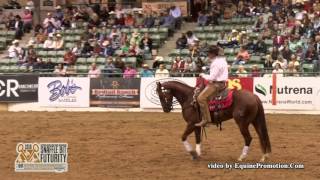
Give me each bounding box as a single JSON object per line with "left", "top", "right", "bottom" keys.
{"left": 232, "top": 29, "right": 238, "bottom": 33}
{"left": 55, "top": 5, "right": 62, "bottom": 9}
{"left": 109, "top": 11, "right": 115, "bottom": 15}
{"left": 142, "top": 64, "right": 149, "bottom": 68}
{"left": 12, "top": 40, "right": 19, "bottom": 44}
{"left": 102, "top": 40, "right": 110, "bottom": 46}
{"left": 155, "top": 56, "right": 164, "bottom": 61}
{"left": 56, "top": 33, "right": 62, "bottom": 38}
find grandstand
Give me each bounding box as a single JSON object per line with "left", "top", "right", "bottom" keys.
{"left": 0, "top": 0, "right": 319, "bottom": 77}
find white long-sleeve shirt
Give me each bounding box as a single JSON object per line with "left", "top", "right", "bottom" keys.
{"left": 202, "top": 56, "right": 228, "bottom": 81}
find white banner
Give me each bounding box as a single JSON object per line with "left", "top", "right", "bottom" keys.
{"left": 38, "top": 77, "right": 90, "bottom": 107}
{"left": 254, "top": 77, "right": 320, "bottom": 110}
{"left": 140, "top": 77, "right": 196, "bottom": 108}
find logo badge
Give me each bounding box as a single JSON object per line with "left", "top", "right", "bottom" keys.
{"left": 255, "top": 84, "right": 267, "bottom": 96}
{"left": 15, "top": 143, "right": 68, "bottom": 173}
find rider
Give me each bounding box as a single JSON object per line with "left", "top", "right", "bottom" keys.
{"left": 195, "top": 45, "right": 228, "bottom": 127}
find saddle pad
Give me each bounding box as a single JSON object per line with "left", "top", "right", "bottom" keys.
{"left": 208, "top": 90, "right": 234, "bottom": 111}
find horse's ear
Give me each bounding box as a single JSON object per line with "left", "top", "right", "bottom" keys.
{"left": 156, "top": 82, "right": 161, "bottom": 87}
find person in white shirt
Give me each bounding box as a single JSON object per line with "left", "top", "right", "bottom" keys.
{"left": 272, "top": 63, "right": 284, "bottom": 77}
{"left": 88, "top": 63, "right": 101, "bottom": 78}
{"left": 186, "top": 31, "right": 199, "bottom": 47}
{"left": 155, "top": 64, "right": 170, "bottom": 78}
{"left": 43, "top": 13, "right": 55, "bottom": 28}
{"left": 195, "top": 45, "right": 228, "bottom": 127}
{"left": 43, "top": 33, "right": 55, "bottom": 49}
{"left": 8, "top": 40, "right": 23, "bottom": 59}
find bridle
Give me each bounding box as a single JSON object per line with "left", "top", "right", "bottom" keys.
{"left": 158, "top": 86, "right": 173, "bottom": 112}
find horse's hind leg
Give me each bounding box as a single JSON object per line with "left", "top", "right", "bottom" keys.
{"left": 181, "top": 124, "right": 197, "bottom": 160}
{"left": 234, "top": 117, "right": 252, "bottom": 161}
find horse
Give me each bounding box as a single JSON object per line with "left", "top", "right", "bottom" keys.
{"left": 156, "top": 80, "right": 271, "bottom": 162}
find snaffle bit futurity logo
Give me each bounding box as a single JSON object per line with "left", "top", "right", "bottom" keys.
{"left": 15, "top": 143, "right": 68, "bottom": 173}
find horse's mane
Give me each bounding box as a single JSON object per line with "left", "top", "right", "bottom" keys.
{"left": 162, "top": 81, "right": 194, "bottom": 93}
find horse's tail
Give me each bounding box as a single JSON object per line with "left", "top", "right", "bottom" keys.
{"left": 254, "top": 95, "right": 271, "bottom": 154}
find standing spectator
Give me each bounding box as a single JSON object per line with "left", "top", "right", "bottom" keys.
{"left": 43, "top": 13, "right": 55, "bottom": 29}
{"left": 123, "top": 64, "right": 137, "bottom": 78}
{"left": 155, "top": 64, "right": 169, "bottom": 78}
{"left": 14, "top": 15, "right": 24, "bottom": 39}
{"left": 54, "top": 5, "right": 64, "bottom": 21}
{"left": 140, "top": 64, "right": 154, "bottom": 77}
{"left": 63, "top": 49, "right": 76, "bottom": 65}
{"left": 8, "top": 40, "right": 23, "bottom": 59}
{"left": 88, "top": 63, "right": 101, "bottom": 78}
{"left": 22, "top": 9, "right": 32, "bottom": 33}
{"left": 26, "top": 0, "right": 34, "bottom": 12}
{"left": 170, "top": 6, "right": 182, "bottom": 29}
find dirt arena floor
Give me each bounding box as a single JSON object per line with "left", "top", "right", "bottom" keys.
{"left": 0, "top": 112, "right": 319, "bottom": 180}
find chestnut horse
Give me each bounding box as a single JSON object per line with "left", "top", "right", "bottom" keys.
{"left": 156, "top": 80, "right": 271, "bottom": 161}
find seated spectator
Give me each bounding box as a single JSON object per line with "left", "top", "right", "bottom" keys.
{"left": 22, "top": 9, "right": 32, "bottom": 33}
{"left": 134, "top": 11, "right": 144, "bottom": 27}
{"left": 228, "top": 29, "right": 240, "bottom": 47}
{"left": 36, "top": 28, "right": 46, "bottom": 44}
{"left": 14, "top": 15, "right": 24, "bottom": 39}
{"left": 176, "top": 33, "right": 188, "bottom": 49}
{"left": 234, "top": 46, "right": 250, "bottom": 65}
{"left": 143, "top": 13, "right": 155, "bottom": 28}
{"left": 72, "top": 41, "right": 82, "bottom": 57}
{"left": 273, "top": 31, "right": 286, "bottom": 47}
{"left": 88, "top": 63, "right": 101, "bottom": 78}
{"left": 61, "top": 16, "right": 71, "bottom": 29}
{"left": 140, "top": 64, "right": 154, "bottom": 77}
{"left": 88, "top": 27, "right": 100, "bottom": 42}
{"left": 22, "top": 44, "right": 37, "bottom": 67}
{"left": 160, "top": 11, "right": 175, "bottom": 35}
{"left": 251, "top": 65, "right": 261, "bottom": 77}
{"left": 81, "top": 41, "right": 93, "bottom": 57}
{"left": 6, "top": 13, "right": 15, "bottom": 30}
{"left": 54, "top": 63, "right": 66, "bottom": 76}
{"left": 272, "top": 63, "right": 284, "bottom": 76}
{"left": 8, "top": 40, "right": 23, "bottom": 59}
{"left": 43, "top": 13, "right": 55, "bottom": 29}
{"left": 264, "top": 54, "right": 273, "bottom": 71}
{"left": 184, "top": 58, "right": 196, "bottom": 76}
{"left": 197, "top": 11, "right": 208, "bottom": 26}
{"left": 123, "top": 64, "right": 137, "bottom": 78}
{"left": 139, "top": 33, "right": 152, "bottom": 54}
{"left": 235, "top": 65, "right": 248, "bottom": 77}
{"left": 289, "top": 36, "right": 302, "bottom": 52}
{"left": 130, "top": 31, "right": 140, "bottom": 46}
{"left": 152, "top": 56, "right": 164, "bottom": 69}
{"left": 217, "top": 32, "right": 228, "bottom": 47}
{"left": 170, "top": 63, "right": 180, "bottom": 77}
{"left": 281, "top": 45, "right": 292, "bottom": 61}
{"left": 254, "top": 36, "right": 267, "bottom": 54}
{"left": 101, "top": 40, "right": 114, "bottom": 57}
{"left": 289, "top": 54, "right": 300, "bottom": 69}
{"left": 272, "top": 56, "right": 288, "bottom": 69}
{"left": 114, "top": 56, "right": 125, "bottom": 72}
{"left": 63, "top": 49, "right": 76, "bottom": 65}
{"left": 124, "top": 13, "right": 135, "bottom": 27}
{"left": 173, "top": 56, "right": 185, "bottom": 73}
{"left": 43, "top": 33, "right": 55, "bottom": 49}
{"left": 155, "top": 64, "right": 169, "bottom": 78}
{"left": 246, "top": 38, "right": 256, "bottom": 53}
{"left": 186, "top": 31, "right": 198, "bottom": 47}
{"left": 239, "top": 31, "right": 249, "bottom": 45}
{"left": 53, "top": 34, "right": 64, "bottom": 50}
{"left": 104, "top": 57, "right": 116, "bottom": 77}
{"left": 53, "top": 16, "right": 62, "bottom": 30}
{"left": 253, "top": 16, "right": 264, "bottom": 32}
{"left": 285, "top": 62, "right": 299, "bottom": 77}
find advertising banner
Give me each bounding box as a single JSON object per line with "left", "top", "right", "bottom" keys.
{"left": 254, "top": 77, "right": 320, "bottom": 110}
{"left": 0, "top": 75, "right": 38, "bottom": 102}
{"left": 90, "top": 78, "right": 140, "bottom": 108}
{"left": 227, "top": 77, "right": 253, "bottom": 92}
{"left": 38, "top": 77, "right": 90, "bottom": 107}
{"left": 142, "top": 0, "right": 188, "bottom": 16}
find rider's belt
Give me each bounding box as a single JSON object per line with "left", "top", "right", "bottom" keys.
{"left": 208, "top": 80, "right": 226, "bottom": 84}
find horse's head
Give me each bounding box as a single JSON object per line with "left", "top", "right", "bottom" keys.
{"left": 156, "top": 82, "right": 173, "bottom": 113}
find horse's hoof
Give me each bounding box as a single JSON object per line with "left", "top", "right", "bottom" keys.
{"left": 238, "top": 154, "right": 247, "bottom": 162}
{"left": 190, "top": 151, "right": 198, "bottom": 160}
{"left": 260, "top": 154, "right": 269, "bottom": 162}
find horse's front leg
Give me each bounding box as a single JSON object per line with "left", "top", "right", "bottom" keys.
{"left": 181, "top": 124, "right": 197, "bottom": 160}
{"left": 194, "top": 126, "right": 202, "bottom": 157}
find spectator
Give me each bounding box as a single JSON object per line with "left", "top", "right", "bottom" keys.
{"left": 272, "top": 63, "right": 284, "bottom": 76}
{"left": 155, "top": 64, "right": 170, "bottom": 78}
{"left": 139, "top": 33, "right": 152, "bottom": 54}
{"left": 152, "top": 56, "right": 164, "bottom": 69}
{"left": 129, "top": 31, "right": 140, "bottom": 47}
{"left": 173, "top": 56, "right": 185, "bottom": 73}
{"left": 124, "top": 13, "right": 135, "bottom": 27}
{"left": 101, "top": 40, "right": 114, "bottom": 57}
{"left": 228, "top": 29, "right": 240, "bottom": 47}
{"left": 45, "top": 21, "right": 56, "bottom": 35}
{"left": 234, "top": 46, "right": 250, "bottom": 65}
{"left": 197, "top": 11, "right": 208, "bottom": 26}
{"left": 285, "top": 62, "right": 299, "bottom": 77}
{"left": 251, "top": 65, "right": 261, "bottom": 77}
{"left": 184, "top": 58, "right": 196, "bottom": 76}
{"left": 54, "top": 63, "right": 66, "bottom": 76}
{"left": 114, "top": 56, "right": 125, "bottom": 72}
{"left": 43, "top": 13, "right": 55, "bottom": 29}
{"left": 264, "top": 54, "right": 274, "bottom": 71}
{"left": 176, "top": 33, "right": 188, "bottom": 49}
{"left": 140, "top": 64, "right": 154, "bottom": 77}
{"left": 170, "top": 6, "right": 182, "bottom": 29}
{"left": 135, "top": 11, "right": 145, "bottom": 27}
{"left": 186, "top": 31, "right": 198, "bottom": 47}
{"left": 7, "top": 13, "right": 15, "bottom": 30}
{"left": 63, "top": 49, "right": 76, "bottom": 65}
{"left": 160, "top": 11, "right": 175, "bottom": 35}
{"left": 43, "top": 33, "right": 55, "bottom": 49}
{"left": 22, "top": 9, "right": 32, "bottom": 33}
{"left": 144, "top": 13, "right": 155, "bottom": 28}
{"left": 88, "top": 63, "right": 101, "bottom": 78}
{"left": 123, "top": 64, "right": 137, "bottom": 78}
{"left": 104, "top": 57, "right": 116, "bottom": 77}
{"left": 8, "top": 40, "right": 23, "bottom": 59}
{"left": 14, "top": 15, "right": 23, "bottom": 39}
{"left": 54, "top": 34, "right": 64, "bottom": 50}
{"left": 72, "top": 41, "right": 82, "bottom": 57}
{"left": 54, "top": 5, "right": 64, "bottom": 21}
{"left": 235, "top": 65, "right": 248, "bottom": 77}
{"left": 4, "top": 0, "right": 21, "bottom": 9}
{"left": 22, "top": 44, "right": 37, "bottom": 67}
{"left": 289, "top": 54, "right": 300, "bottom": 69}
{"left": 81, "top": 41, "right": 93, "bottom": 57}
{"left": 26, "top": 0, "right": 34, "bottom": 12}
{"left": 272, "top": 56, "right": 288, "bottom": 69}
